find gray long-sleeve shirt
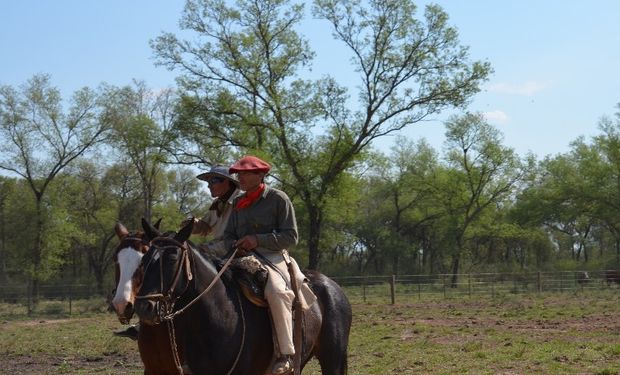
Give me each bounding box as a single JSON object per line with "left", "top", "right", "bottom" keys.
{"left": 223, "top": 186, "right": 298, "bottom": 253}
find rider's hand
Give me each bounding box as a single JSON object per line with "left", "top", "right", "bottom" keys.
{"left": 235, "top": 235, "right": 258, "bottom": 256}
{"left": 181, "top": 217, "right": 197, "bottom": 228}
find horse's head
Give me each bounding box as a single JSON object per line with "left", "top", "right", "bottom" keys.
{"left": 134, "top": 219, "right": 194, "bottom": 326}
{"left": 110, "top": 220, "right": 160, "bottom": 324}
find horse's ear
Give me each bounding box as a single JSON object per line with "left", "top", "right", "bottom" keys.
{"left": 154, "top": 218, "right": 162, "bottom": 230}
{"left": 142, "top": 218, "right": 162, "bottom": 240}
{"left": 114, "top": 222, "right": 129, "bottom": 239}
{"left": 175, "top": 220, "right": 194, "bottom": 243}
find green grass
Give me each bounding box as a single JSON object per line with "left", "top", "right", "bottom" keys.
{"left": 1, "top": 291, "right": 619, "bottom": 374}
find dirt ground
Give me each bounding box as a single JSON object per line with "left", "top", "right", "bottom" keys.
{"left": 2, "top": 296, "right": 620, "bottom": 374}
{"left": 2, "top": 352, "right": 143, "bottom": 375}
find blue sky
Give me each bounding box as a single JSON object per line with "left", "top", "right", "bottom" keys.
{"left": 1, "top": 0, "right": 619, "bottom": 159}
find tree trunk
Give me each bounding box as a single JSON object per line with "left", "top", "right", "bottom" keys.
{"left": 306, "top": 206, "right": 322, "bottom": 270}
{"left": 392, "top": 254, "right": 399, "bottom": 275}
{"left": 450, "top": 253, "right": 460, "bottom": 288}
{"left": 87, "top": 245, "right": 106, "bottom": 295}
{"left": 575, "top": 243, "right": 582, "bottom": 261}
{"left": 450, "top": 236, "right": 463, "bottom": 287}
{"left": 94, "top": 235, "right": 114, "bottom": 295}
{"left": 0, "top": 197, "right": 6, "bottom": 282}
{"left": 31, "top": 198, "right": 44, "bottom": 311}
{"left": 143, "top": 191, "right": 152, "bottom": 223}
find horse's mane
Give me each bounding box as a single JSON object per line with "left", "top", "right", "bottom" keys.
{"left": 186, "top": 240, "right": 236, "bottom": 286}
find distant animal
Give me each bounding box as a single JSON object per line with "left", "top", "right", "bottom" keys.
{"left": 605, "top": 269, "right": 620, "bottom": 286}
{"left": 576, "top": 271, "right": 590, "bottom": 285}
{"left": 110, "top": 221, "right": 186, "bottom": 375}
{"left": 134, "top": 219, "right": 352, "bottom": 375}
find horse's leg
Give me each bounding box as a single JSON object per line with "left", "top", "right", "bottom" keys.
{"left": 315, "top": 326, "right": 350, "bottom": 375}
{"left": 310, "top": 275, "right": 352, "bottom": 375}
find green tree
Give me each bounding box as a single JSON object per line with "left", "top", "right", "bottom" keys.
{"left": 351, "top": 138, "right": 445, "bottom": 275}
{"left": 0, "top": 74, "right": 109, "bottom": 309}
{"left": 1, "top": 179, "right": 37, "bottom": 283}
{"left": 165, "top": 167, "right": 210, "bottom": 217}
{"left": 514, "top": 133, "right": 615, "bottom": 266}
{"left": 104, "top": 81, "right": 178, "bottom": 222}
{"left": 440, "top": 112, "right": 526, "bottom": 286}
{"left": 152, "top": 0, "right": 491, "bottom": 269}
{"left": 589, "top": 109, "right": 620, "bottom": 264}
{"left": 0, "top": 177, "right": 16, "bottom": 282}
{"left": 58, "top": 162, "right": 120, "bottom": 293}
{"left": 513, "top": 154, "right": 582, "bottom": 259}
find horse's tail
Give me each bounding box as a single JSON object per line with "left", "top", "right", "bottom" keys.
{"left": 307, "top": 270, "right": 352, "bottom": 375}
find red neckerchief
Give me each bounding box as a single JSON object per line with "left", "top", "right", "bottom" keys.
{"left": 235, "top": 183, "right": 265, "bottom": 211}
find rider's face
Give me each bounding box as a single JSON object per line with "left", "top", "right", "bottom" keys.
{"left": 237, "top": 171, "right": 264, "bottom": 192}
{"left": 207, "top": 178, "right": 232, "bottom": 198}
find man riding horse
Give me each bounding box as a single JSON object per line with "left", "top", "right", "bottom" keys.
{"left": 223, "top": 155, "right": 311, "bottom": 375}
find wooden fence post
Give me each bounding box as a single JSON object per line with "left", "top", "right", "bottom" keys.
{"left": 27, "top": 280, "right": 33, "bottom": 316}
{"left": 390, "top": 275, "right": 396, "bottom": 305}
{"left": 537, "top": 272, "right": 542, "bottom": 293}
{"left": 362, "top": 277, "right": 367, "bottom": 303}
{"left": 68, "top": 285, "right": 73, "bottom": 315}
{"left": 442, "top": 274, "right": 446, "bottom": 299}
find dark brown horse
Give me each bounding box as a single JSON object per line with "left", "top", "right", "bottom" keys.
{"left": 111, "top": 221, "right": 187, "bottom": 375}
{"left": 576, "top": 271, "right": 590, "bottom": 286}
{"left": 135, "top": 219, "right": 352, "bottom": 375}
{"left": 605, "top": 269, "right": 620, "bottom": 286}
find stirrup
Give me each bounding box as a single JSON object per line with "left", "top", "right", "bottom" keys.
{"left": 271, "top": 355, "right": 293, "bottom": 375}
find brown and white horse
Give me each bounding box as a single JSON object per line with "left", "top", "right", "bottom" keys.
{"left": 111, "top": 222, "right": 151, "bottom": 323}
{"left": 111, "top": 221, "right": 188, "bottom": 375}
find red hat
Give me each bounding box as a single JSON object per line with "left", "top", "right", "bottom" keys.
{"left": 229, "top": 155, "right": 271, "bottom": 174}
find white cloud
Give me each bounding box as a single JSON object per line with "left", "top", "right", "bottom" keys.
{"left": 483, "top": 110, "right": 509, "bottom": 124}
{"left": 487, "top": 81, "right": 548, "bottom": 96}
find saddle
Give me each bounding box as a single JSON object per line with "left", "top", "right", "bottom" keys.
{"left": 229, "top": 256, "right": 269, "bottom": 307}
{"left": 215, "top": 252, "right": 318, "bottom": 311}
{"left": 223, "top": 254, "right": 319, "bottom": 375}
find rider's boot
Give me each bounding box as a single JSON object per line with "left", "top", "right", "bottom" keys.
{"left": 113, "top": 323, "right": 139, "bottom": 341}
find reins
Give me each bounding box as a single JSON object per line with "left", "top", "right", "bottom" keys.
{"left": 162, "top": 246, "right": 238, "bottom": 321}
{"left": 136, "top": 241, "right": 245, "bottom": 375}
{"left": 135, "top": 240, "right": 192, "bottom": 304}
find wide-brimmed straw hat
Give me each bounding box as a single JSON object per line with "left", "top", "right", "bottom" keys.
{"left": 196, "top": 165, "right": 239, "bottom": 186}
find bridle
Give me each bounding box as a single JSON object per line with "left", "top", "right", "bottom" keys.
{"left": 135, "top": 236, "right": 194, "bottom": 319}
{"left": 135, "top": 236, "right": 243, "bottom": 375}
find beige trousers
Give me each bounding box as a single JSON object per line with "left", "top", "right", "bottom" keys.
{"left": 255, "top": 248, "right": 296, "bottom": 355}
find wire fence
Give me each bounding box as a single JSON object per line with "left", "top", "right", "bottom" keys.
{"left": 331, "top": 270, "right": 616, "bottom": 304}
{"left": 0, "top": 270, "right": 616, "bottom": 317}
{"left": 0, "top": 283, "right": 106, "bottom": 317}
